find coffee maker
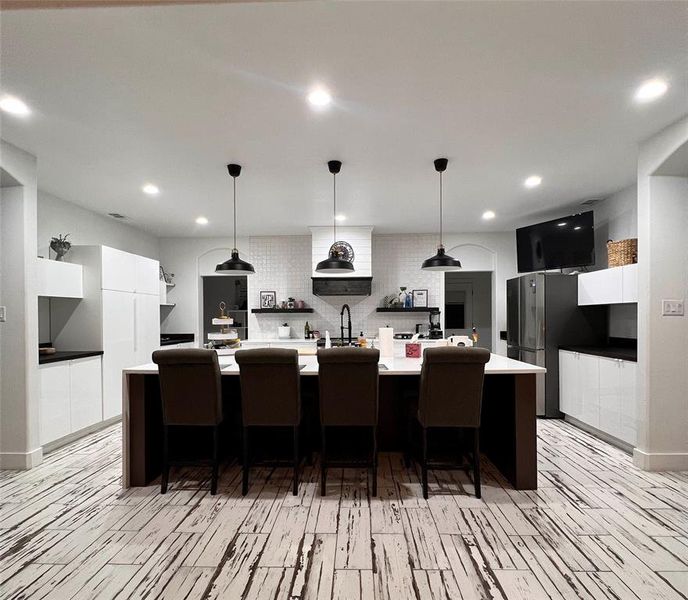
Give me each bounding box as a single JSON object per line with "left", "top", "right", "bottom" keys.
{"left": 428, "top": 309, "right": 443, "bottom": 339}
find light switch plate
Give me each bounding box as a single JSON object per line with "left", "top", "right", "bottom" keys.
{"left": 0, "top": 306, "right": 5, "bottom": 322}
{"left": 662, "top": 299, "right": 685, "bottom": 316}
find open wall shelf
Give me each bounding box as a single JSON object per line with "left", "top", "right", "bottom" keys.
{"left": 251, "top": 308, "right": 314, "bottom": 314}
{"left": 376, "top": 307, "right": 439, "bottom": 313}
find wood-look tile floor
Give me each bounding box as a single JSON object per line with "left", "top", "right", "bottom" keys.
{"left": 1, "top": 420, "right": 687, "bottom": 600}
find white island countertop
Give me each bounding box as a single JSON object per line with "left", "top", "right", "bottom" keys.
{"left": 124, "top": 353, "right": 546, "bottom": 376}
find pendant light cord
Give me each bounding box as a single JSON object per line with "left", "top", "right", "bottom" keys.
{"left": 232, "top": 175, "right": 237, "bottom": 251}
{"left": 439, "top": 170, "right": 443, "bottom": 249}
{"left": 332, "top": 171, "right": 337, "bottom": 244}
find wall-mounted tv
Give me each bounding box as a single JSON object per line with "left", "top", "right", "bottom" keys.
{"left": 516, "top": 211, "right": 595, "bottom": 273}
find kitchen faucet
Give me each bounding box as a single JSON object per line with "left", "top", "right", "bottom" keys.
{"left": 340, "top": 303, "right": 353, "bottom": 346}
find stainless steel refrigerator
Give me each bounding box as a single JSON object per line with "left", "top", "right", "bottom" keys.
{"left": 506, "top": 273, "right": 607, "bottom": 417}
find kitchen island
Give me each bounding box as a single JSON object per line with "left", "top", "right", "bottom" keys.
{"left": 122, "top": 353, "right": 545, "bottom": 490}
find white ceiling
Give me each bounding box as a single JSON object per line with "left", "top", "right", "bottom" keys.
{"left": 1, "top": 1, "right": 686, "bottom": 237}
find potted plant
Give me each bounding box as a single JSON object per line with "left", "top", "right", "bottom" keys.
{"left": 50, "top": 234, "right": 72, "bottom": 261}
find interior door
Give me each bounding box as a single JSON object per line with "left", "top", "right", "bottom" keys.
{"left": 519, "top": 274, "right": 545, "bottom": 350}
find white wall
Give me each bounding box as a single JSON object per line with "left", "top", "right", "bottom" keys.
{"left": 159, "top": 231, "right": 516, "bottom": 354}
{"left": 0, "top": 140, "right": 41, "bottom": 469}
{"left": 38, "top": 191, "right": 159, "bottom": 260}
{"left": 634, "top": 115, "right": 688, "bottom": 472}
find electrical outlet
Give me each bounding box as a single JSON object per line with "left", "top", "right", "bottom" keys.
{"left": 662, "top": 299, "right": 685, "bottom": 316}
{"left": 0, "top": 306, "right": 5, "bottom": 322}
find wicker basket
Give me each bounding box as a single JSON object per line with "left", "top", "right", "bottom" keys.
{"left": 607, "top": 238, "right": 637, "bottom": 267}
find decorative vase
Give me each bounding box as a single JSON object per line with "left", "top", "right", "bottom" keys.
{"left": 50, "top": 234, "right": 71, "bottom": 261}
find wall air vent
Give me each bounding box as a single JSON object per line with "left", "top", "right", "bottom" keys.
{"left": 107, "top": 212, "right": 127, "bottom": 219}
{"left": 580, "top": 197, "right": 604, "bottom": 206}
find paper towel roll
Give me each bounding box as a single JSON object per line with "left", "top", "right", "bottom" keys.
{"left": 378, "top": 327, "right": 394, "bottom": 358}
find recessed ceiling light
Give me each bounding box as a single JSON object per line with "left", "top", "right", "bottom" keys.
{"left": 195, "top": 216, "right": 208, "bottom": 225}
{"left": 524, "top": 175, "right": 542, "bottom": 188}
{"left": 0, "top": 94, "right": 30, "bottom": 116}
{"left": 307, "top": 88, "right": 332, "bottom": 108}
{"left": 335, "top": 214, "right": 346, "bottom": 222}
{"left": 634, "top": 78, "right": 668, "bottom": 103}
{"left": 557, "top": 222, "right": 567, "bottom": 227}
{"left": 142, "top": 183, "right": 160, "bottom": 195}
{"left": 574, "top": 226, "right": 582, "bottom": 230}
{"left": 482, "top": 210, "right": 496, "bottom": 220}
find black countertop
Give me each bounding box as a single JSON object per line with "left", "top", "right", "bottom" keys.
{"left": 160, "top": 333, "right": 195, "bottom": 346}
{"left": 39, "top": 350, "right": 104, "bottom": 365}
{"left": 559, "top": 340, "right": 637, "bottom": 362}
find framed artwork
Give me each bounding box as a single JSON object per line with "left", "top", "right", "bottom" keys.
{"left": 259, "top": 291, "right": 277, "bottom": 309}
{"left": 412, "top": 289, "right": 428, "bottom": 308}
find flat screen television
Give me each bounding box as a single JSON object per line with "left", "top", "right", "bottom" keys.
{"left": 516, "top": 211, "right": 595, "bottom": 273}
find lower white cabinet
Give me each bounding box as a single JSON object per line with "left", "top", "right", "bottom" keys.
{"left": 39, "top": 356, "right": 103, "bottom": 446}
{"left": 559, "top": 350, "right": 637, "bottom": 446}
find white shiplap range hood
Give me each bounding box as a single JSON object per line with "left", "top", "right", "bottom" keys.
{"left": 310, "top": 226, "right": 373, "bottom": 296}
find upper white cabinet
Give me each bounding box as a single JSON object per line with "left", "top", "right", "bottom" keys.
{"left": 136, "top": 255, "right": 161, "bottom": 295}
{"left": 101, "top": 246, "right": 138, "bottom": 292}
{"left": 36, "top": 259, "right": 83, "bottom": 298}
{"left": 577, "top": 264, "right": 638, "bottom": 306}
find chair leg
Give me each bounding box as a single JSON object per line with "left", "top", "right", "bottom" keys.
{"left": 372, "top": 426, "right": 378, "bottom": 497}
{"left": 320, "top": 426, "right": 327, "bottom": 497}
{"left": 293, "top": 425, "right": 299, "bottom": 496}
{"left": 242, "top": 426, "right": 249, "bottom": 496}
{"left": 422, "top": 426, "right": 429, "bottom": 500}
{"left": 211, "top": 425, "right": 219, "bottom": 495}
{"left": 161, "top": 425, "right": 169, "bottom": 494}
{"left": 473, "top": 428, "right": 481, "bottom": 499}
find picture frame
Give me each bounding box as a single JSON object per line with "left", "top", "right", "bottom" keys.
{"left": 412, "top": 289, "right": 428, "bottom": 308}
{"left": 259, "top": 291, "right": 277, "bottom": 309}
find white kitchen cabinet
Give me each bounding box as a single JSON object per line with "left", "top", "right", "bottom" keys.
{"left": 62, "top": 246, "right": 160, "bottom": 421}
{"left": 559, "top": 349, "right": 637, "bottom": 447}
{"left": 70, "top": 356, "right": 103, "bottom": 431}
{"left": 577, "top": 264, "right": 638, "bottom": 306}
{"left": 578, "top": 267, "right": 623, "bottom": 305}
{"left": 39, "top": 356, "right": 103, "bottom": 446}
{"left": 136, "top": 255, "right": 160, "bottom": 295}
{"left": 579, "top": 353, "right": 600, "bottom": 428}
{"left": 559, "top": 350, "right": 581, "bottom": 420}
{"left": 39, "top": 362, "right": 72, "bottom": 445}
{"left": 619, "top": 360, "right": 637, "bottom": 445}
{"left": 621, "top": 264, "right": 638, "bottom": 303}
{"left": 598, "top": 357, "right": 622, "bottom": 440}
{"left": 36, "top": 259, "right": 83, "bottom": 298}
{"left": 101, "top": 246, "right": 138, "bottom": 292}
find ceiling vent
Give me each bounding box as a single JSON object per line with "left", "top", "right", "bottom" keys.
{"left": 107, "top": 212, "right": 127, "bottom": 219}
{"left": 580, "top": 197, "right": 605, "bottom": 206}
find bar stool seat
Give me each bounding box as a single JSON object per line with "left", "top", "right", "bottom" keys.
{"left": 410, "top": 346, "right": 490, "bottom": 499}
{"left": 235, "top": 348, "right": 302, "bottom": 496}
{"left": 152, "top": 349, "right": 224, "bottom": 495}
{"left": 317, "top": 347, "right": 380, "bottom": 497}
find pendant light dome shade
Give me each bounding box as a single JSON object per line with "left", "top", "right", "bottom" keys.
{"left": 315, "top": 160, "right": 355, "bottom": 273}
{"left": 421, "top": 158, "right": 462, "bottom": 272}
{"left": 216, "top": 163, "right": 255, "bottom": 275}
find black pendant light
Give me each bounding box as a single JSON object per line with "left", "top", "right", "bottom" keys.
{"left": 315, "top": 160, "right": 355, "bottom": 273}
{"left": 421, "top": 158, "right": 462, "bottom": 271}
{"left": 215, "top": 163, "right": 255, "bottom": 275}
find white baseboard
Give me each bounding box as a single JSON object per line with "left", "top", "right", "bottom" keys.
{"left": 43, "top": 416, "right": 121, "bottom": 454}
{"left": 564, "top": 416, "right": 634, "bottom": 454}
{"left": 0, "top": 447, "right": 43, "bottom": 470}
{"left": 633, "top": 448, "right": 688, "bottom": 471}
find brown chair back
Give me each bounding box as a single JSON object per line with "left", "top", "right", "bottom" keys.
{"left": 235, "top": 348, "right": 301, "bottom": 426}
{"left": 418, "top": 346, "right": 490, "bottom": 428}
{"left": 152, "top": 349, "right": 223, "bottom": 426}
{"left": 317, "top": 347, "right": 379, "bottom": 426}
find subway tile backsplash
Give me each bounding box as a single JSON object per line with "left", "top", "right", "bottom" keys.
{"left": 248, "top": 234, "right": 442, "bottom": 339}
